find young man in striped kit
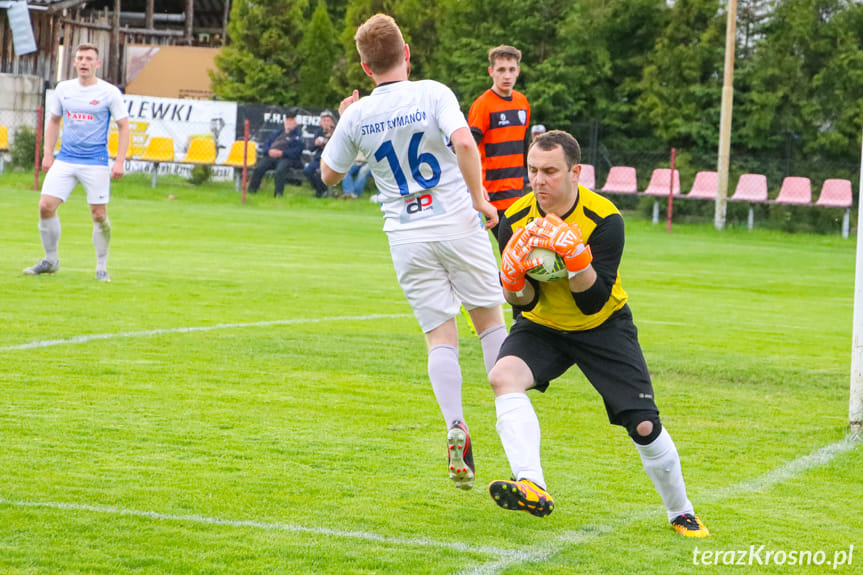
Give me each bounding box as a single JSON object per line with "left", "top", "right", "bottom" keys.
{"left": 468, "top": 45, "right": 531, "bottom": 241}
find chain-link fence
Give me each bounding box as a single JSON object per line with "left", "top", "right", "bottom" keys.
{"left": 2, "top": 79, "right": 858, "bottom": 234}
{"left": 0, "top": 73, "right": 43, "bottom": 174}
{"left": 563, "top": 119, "right": 859, "bottom": 235}
{"left": 592, "top": 148, "right": 860, "bottom": 235}
{"left": 0, "top": 85, "right": 336, "bottom": 189}
{"left": 0, "top": 108, "right": 40, "bottom": 174}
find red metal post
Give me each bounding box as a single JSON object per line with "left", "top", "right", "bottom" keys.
{"left": 666, "top": 148, "right": 677, "bottom": 232}
{"left": 34, "top": 106, "right": 44, "bottom": 191}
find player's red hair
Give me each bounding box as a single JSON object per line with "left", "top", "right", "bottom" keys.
{"left": 354, "top": 14, "right": 405, "bottom": 75}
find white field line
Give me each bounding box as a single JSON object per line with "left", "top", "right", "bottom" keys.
{"left": 0, "top": 498, "right": 534, "bottom": 561}
{"left": 0, "top": 314, "right": 414, "bottom": 352}
{"left": 0, "top": 437, "right": 856, "bottom": 571}
{"left": 454, "top": 435, "right": 861, "bottom": 575}
{"left": 1, "top": 317, "right": 859, "bottom": 570}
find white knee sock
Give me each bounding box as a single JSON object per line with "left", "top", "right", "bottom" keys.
{"left": 427, "top": 344, "right": 464, "bottom": 427}
{"left": 478, "top": 324, "right": 507, "bottom": 374}
{"left": 93, "top": 218, "right": 111, "bottom": 271}
{"left": 495, "top": 392, "right": 545, "bottom": 488}
{"left": 634, "top": 427, "right": 694, "bottom": 521}
{"left": 39, "top": 216, "right": 61, "bottom": 262}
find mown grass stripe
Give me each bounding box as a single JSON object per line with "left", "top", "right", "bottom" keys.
{"left": 455, "top": 435, "right": 861, "bottom": 574}
{"left": 0, "top": 314, "right": 414, "bottom": 352}
{"left": 1, "top": 437, "right": 856, "bottom": 573}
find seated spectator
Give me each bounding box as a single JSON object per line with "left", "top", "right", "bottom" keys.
{"left": 531, "top": 124, "right": 547, "bottom": 140}
{"left": 305, "top": 110, "right": 337, "bottom": 198}
{"left": 341, "top": 151, "right": 371, "bottom": 199}
{"left": 248, "top": 109, "right": 304, "bottom": 197}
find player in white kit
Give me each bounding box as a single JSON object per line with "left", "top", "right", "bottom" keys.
{"left": 321, "top": 14, "right": 507, "bottom": 491}
{"left": 24, "top": 42, "right": 130, "bottom": 282}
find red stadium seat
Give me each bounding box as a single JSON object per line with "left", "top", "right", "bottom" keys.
{"left": 687, "top": 171, "right": 718, "bottom": 199}
{"left": 730, "top": 173, "right": 768, "bottom": 230}
{"left": 815, "top": 179, "right": 853, "bottom": 208}
{"left": 774, "top": 176, "right": 812, "bottom": 205}
{"left": 643, "top": 168, "right": 681, "bottom": 196}
{"left": 578, "top": 164, "right": 595, "bottom": 190}
{"left": 816, "top": 178, "right": 854, "bottom": 238}
{"left": 730, "top": 174, "right": 768, "bottom": 203}
{"left": 600, "top": 166, "right": 638, "bottom": 194}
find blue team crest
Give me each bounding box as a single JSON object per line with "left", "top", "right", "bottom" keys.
{"left": 518, "top": 110, "right": 526, "bottom": 125}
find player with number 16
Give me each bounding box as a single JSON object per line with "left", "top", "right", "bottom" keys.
{"left": 321, "top": 14, "right": 507, "bottom": 492}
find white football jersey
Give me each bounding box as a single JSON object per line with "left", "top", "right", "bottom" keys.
{"left": 322, "top": 80, "right": 483, "bottom": 245}
{"left": 49, "top": 79, "right": 127, "bottom": 166}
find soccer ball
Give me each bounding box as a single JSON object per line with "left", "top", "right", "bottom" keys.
{"left": 526, "top": 247, "right": 568, "bottom": 282}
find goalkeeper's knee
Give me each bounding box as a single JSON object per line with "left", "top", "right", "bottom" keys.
{"left": 620, "top": 410, "right": 663, "bottom": 445}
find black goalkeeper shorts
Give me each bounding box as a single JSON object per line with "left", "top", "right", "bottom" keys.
{"left": 499, "top": 304, "right": 659, "bottom": 426}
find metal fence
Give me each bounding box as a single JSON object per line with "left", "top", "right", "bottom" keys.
{"left": 1, "top": 87, "right": 858, "bottom": 235}
{"left": 0, "top": 90, "right": 333, "bottom": 186}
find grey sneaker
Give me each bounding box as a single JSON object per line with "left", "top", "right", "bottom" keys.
{"left": 23, "top": 259, "right": 59, "bottom": 275}
{"left": 95, "top": 270, "right": 111, "bottom": 282}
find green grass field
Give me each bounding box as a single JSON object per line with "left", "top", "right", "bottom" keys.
{"left": 0, "top": 171, "right": 860, "bottom": 574}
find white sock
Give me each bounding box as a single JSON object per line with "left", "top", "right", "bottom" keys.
{"left": 478, "top": 324, "right": 507, "bottom": 374}
{"left": 93, "top": 218, "right": 111, "bottom": 271}
{"left": 495, "top": 392, "right": 545, "bottom": 488}
{"left": 427, "top": 344, "right": 464, "bottom": 427}
{"left": 39, "top": 216, "right": 61, "bottom": 262}
{"left": 634, "top": 427, "right": 694, "bottom": 521}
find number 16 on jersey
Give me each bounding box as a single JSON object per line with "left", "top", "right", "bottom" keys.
{"left": 375, "top": 132, "right": 441, "bottom": 195}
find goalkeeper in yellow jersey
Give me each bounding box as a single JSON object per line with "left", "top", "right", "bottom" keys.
{"left": 487, "top": 130, "right": 709, "bottom": 538}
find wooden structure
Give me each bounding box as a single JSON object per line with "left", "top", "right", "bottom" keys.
{"left": 0, "top": 0, "right": 229, "bottom": 87}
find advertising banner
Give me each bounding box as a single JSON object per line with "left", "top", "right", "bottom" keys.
{"left": 47, "top": 90, "right": 238, "bottom": 179}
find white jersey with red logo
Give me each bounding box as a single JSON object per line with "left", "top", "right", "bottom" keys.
{"left": 322, "top": 79, "right": 483, "bottom": 245}
{"left": 49, "top": 78, "right": 127, "bottom": 166}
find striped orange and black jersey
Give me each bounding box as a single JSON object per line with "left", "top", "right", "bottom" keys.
{"left": 468, "top": 89, "right": 530, "bottom": 211}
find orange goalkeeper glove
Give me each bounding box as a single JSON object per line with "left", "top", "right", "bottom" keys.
{"left": 528, "top": 214, "right": 593, "bottom": 275}
{"left": 500, "top": 227, "right": 541, "bottom": 292}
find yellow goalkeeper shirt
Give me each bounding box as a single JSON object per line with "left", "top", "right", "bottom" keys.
{"left": 500, "top": 186, "right": 629, "bottom": 331}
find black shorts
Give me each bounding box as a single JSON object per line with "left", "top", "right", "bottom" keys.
{"left": 498, "top": 305, "right": 659, "bottom": 426}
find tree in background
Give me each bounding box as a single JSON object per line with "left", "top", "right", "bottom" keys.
{"left": 524, "top": 1, "right": 612, "bottom": 136}
{"left": 735, "top": 0, "right": 863, "bottom": 162}
{"left": 636, "top": 0, "right": 725, "bottom": 152}
{"left": 298, "top": 0, "right": 341, "bottom": 107}
{"left": 212, "top": 0, "right": 862, "bottom": 173}
{"left": 738, "top": 0, "right": 773, "bottom": 58}
{"left": 331, "top": 0, "right": 441, "bottom": 99}
{"left": 432, "top": 0, "right": 604, "bottom": 132}
{"left": 804, "top": 1, "right": 863, "bottom": 160}
{"left": 586, "top": 0, "right": 667, "bottom": 149}
{"left": 432, "top": 0, "right": 538, "bottom": 109}
{"left": 211, "top": 0, "right": 309, "bottom": 104}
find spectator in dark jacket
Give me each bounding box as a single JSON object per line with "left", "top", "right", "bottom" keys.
{"left": 305, "top": 110, "right": 336, "bottom": 198}
{"left": 248, "top": 109, "right": 305, "bottom": 197}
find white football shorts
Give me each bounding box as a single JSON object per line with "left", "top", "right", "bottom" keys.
{"left": 390, "top": 227, "right": 505, "bottom": 333}
{"left": 41, "top": 160, "right": 111, "bottom": 205}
